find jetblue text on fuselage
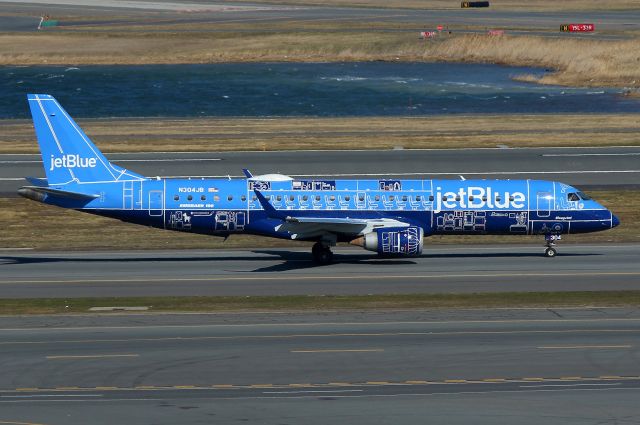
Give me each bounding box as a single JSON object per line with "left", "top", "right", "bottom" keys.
{"left": 433, "top": 186, "right": 526, "bottom": 213}
{"left": 49, "top": 154, "right": 97, "bottom": 171}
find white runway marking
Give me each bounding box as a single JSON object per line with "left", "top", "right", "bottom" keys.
{"left": 1, "top": 394, "right": 103, "bottom": 398}
{"left": 158, "top": 170, "right": 640, "bottom": 179}
{"left": 542, "top": 153, "right": 640, "bottom": 157}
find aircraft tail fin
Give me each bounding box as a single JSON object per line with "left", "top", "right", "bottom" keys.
{"left": 27, "top": 94, "right": 144, "bottom": 185}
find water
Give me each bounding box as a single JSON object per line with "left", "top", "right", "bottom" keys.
{"left": 1, "top": 62, "right": 637, "bottom": 118}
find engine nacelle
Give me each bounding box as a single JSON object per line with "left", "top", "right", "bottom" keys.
{"left": 351, "top": 226, "right": 423, "bottom": 256}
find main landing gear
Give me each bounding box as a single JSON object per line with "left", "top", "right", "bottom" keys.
{"left": 312, "top": 241, "right": 334, "bottom": 264}
{"left": 544, "top": 234, "right": 561, "bottom": 258}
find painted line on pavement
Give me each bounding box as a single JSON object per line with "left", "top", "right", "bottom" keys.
{"left": 290, "top": 349, "right": 383, "bottom": 353}
{"left": 3, "top": 271, "right": 640, "bottom": 285}
{"left": 537, "top": 345, "right": 631, "bottom": 349}
{"left": 46, "top": 354, "right": 139, "bottom": 359}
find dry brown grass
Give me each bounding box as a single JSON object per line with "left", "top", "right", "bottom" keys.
{"left": 428, "top": 35, "right": 640, "bottom": 89}
{"left": 3, "top": 114, "right": 639, "bottom": 154}
{"left": 0, "top": 191, "right": 636, "bottom": 251}
{"left": 1, "top": 32, "right": 639, "bottom": 91}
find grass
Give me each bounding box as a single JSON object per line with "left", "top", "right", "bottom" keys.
{"left": 1, "top": 291, "right": 640, "bottom": 314}
{"left": 1, "top": 30, "right": 639, "bottom": 91}
{"left": 0, "top": 190, "right": 636, "bottom": 251}
{"left": 3, "top": 114, "right": 640, "bottom": 154}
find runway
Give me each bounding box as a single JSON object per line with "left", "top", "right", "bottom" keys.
{"left": 1, "top": 244, "right": 639, "bottom": 298}
{"left": 2, "top": 0, "right": 640, "bottom": 38}
{"left": 2, "top": 146, "right": 639, "bottom": 196}
{"left": 0, "top": 308, "right": 639, "bottom": 424}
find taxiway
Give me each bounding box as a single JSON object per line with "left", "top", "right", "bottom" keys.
{"left": 0, "top": 308, "right": 638, "bottom": 424}
{"left": 1, "top": 244, "right": 639, "bottom": 298}
{"left": 2, "top": 147, "right": 639, "bottom": 196}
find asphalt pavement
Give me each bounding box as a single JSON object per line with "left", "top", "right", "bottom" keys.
{"left": 2, "top": 146, "right": 639, "bottom": 196}
{"left": 0, "top": 308, "right": 638, "bottom": 424}
{"left": 1, "top": 244, "right": 639, "bottom": 298}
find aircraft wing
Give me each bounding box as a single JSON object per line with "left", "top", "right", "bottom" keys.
{"left": 253, "top": 189, "right": 410, "bottom": 238}
{"left": 278, "top": 216, "right": 410, "bottom": 239}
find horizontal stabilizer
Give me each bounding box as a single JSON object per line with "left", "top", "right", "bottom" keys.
{"left": 18, "top": 186, "right": 99, "bottom": 202}
{"left": 25, "top": 177, "right": 48, "bottom": 187}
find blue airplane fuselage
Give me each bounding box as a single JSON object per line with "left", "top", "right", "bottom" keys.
{"left": 34, "top": 176, "right": 616, "bottom": 240}
{"left": 20, "top": 94, "right": 619, "bottom": 261}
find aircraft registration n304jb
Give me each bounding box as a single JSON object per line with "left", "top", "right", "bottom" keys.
{"left": 19, "top": 94, "right": 620, "bottom": 263}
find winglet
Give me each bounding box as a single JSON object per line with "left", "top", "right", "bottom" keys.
{"left": 242, "top": 168, "right": 253, "bottom": 178}
{"left": 253, "top": 189, "right": 287, "bottom": 220}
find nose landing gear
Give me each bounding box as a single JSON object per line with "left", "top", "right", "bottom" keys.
{"left": 544, "top": 234, "right": 561, "bottom": 258}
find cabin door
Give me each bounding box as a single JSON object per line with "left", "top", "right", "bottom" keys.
{"left": 148, "top": 190, "right": 164, "bottom": 217}
{"left": 536, "top": 191, "right": 551, "bottom": 218}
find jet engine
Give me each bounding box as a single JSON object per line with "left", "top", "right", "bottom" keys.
{"left": 350, "top": 226, "right": 423, "bottom": 256}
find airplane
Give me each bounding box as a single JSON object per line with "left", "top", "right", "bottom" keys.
{"left": 19, "top": 94, "right": 620, "bottom": 263}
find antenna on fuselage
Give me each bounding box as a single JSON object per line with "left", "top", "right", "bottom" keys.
{"left": 459, "top": 175, "right": 466, "bottom": 181}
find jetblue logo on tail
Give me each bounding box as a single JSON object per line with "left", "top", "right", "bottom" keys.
{"left": 49, "top": 154, "right": 97, "bottom": 171}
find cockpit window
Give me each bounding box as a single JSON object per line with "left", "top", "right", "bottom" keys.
{"left": 577, "top": 191, "right": 592, "bottom": 200}
{"left": 567, "top": 193, "right": 580, "bottom": 202}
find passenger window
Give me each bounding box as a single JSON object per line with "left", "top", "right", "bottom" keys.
{"left": 469, "top": 196, "right": 474, "bottom": 201}
{"left": 375, "top": 195, "right": 380, "bottom": 201}
{"left": 416, "top": 195, "right": 422, "bottom": 202}
{"left": 201, "top": 195, "right": 206, "bottom": 201}
{"left": 509, "top": 196, "right": 514, "bottom": 202}
{"left": 358, "top": 195, "right": 365, "bottom": 201}
{"left": 241, "top": 195, "right": 247, "bottom": 201}
{"left": 228, "top": 195, "right": 233, "bottom": 201}
{"left": 329, "top": 195, "right": 336, "bottom": 201}
{"left": 345, "top": 196, "right": 351, "bottom": 201}
{"left": 315, "top": 195, "right": 321, "bottom": 201}
{"left": 495, "top": 196, "right": 501, "bottom": 202}
{"left": 174, "top": 195, "right": 179, "bottom": 201}
{"left": 187, "top": 195, "right": 193, "bottom": 201}
{"left": 252, "top": 195, "right": 257, "bottom": 201}
{"left": 266, "top": 195, "right": 271, "bottom": 201}
{"left": 567, "top": 193, "right": 580, "bottom": 202}
{"left": 276, "top": 195, "right": 282, "bottom": 202}
{"left": 482, "top": 196, "right": 487, "bottom": 201}
{"left": 455, "top": 195, "right": 461, "bottom": 201}
{"left": 429, "top": 195, "right": 434, "bottom": 202}
{"left": 289, "top": 195, "right": 294, "bottom": 201}
{"left": 402, "top": 195, "right": 407, "bottom": 202}
{"left": 389, "top": 195, "right": 395, "bottom": 201}
{"left": 303, "top": 195, "right": 308, "bottom": 201}
{"left": 214, "top": 195, "right": 220, "bottom": 201}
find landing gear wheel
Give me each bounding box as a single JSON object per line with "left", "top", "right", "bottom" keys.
{"left": 543, "top": 234, "right": 561, "bottom": 258}
{"left": 312, "top": 242, "right": 334, "bottom": 264}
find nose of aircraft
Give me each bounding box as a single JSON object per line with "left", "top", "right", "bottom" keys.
{"left": 612, "top": 214, "right": 620, "bottom": 228}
